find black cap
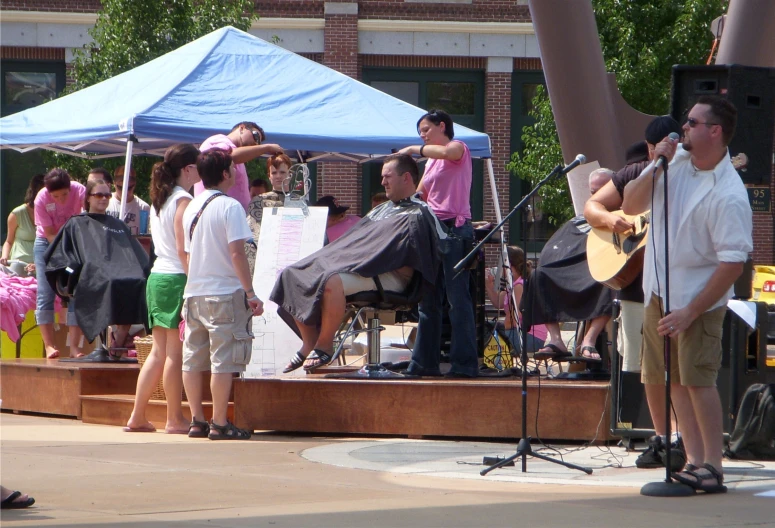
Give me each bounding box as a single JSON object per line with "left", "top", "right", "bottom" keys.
{"left": 314, "top": 195, "right": 349, "bottom": 215}
{"left": 645, "top": 115, "right": 682, "bottom": 145}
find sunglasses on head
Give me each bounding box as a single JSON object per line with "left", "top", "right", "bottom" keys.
{"left": 90, "top": 192, "right": 111, "bottom": 199}
{"left": 686, "top": 117, "right": 718, "bottom": 128}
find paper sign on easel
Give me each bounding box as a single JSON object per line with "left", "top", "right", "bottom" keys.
{"left": 244, "top": 206, "right": 328, "bottom": 378}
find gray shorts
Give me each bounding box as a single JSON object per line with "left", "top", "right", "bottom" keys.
{"left": 182, "top": 290, "right": 253, "bottom": 374}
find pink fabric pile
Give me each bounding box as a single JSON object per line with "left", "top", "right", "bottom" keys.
{"left": 0, "top": 274, "right": 61, "bottom": 342}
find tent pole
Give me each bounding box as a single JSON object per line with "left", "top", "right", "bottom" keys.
{"left": 118, "top": 138, "right": 135, "bottom": 221}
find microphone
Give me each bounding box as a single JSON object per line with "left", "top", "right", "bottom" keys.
{"left": 655, "top": 132, "right": 680, "bottom": 170}
{"left": 559, "top": 154, "right": 586, "bottom": 174}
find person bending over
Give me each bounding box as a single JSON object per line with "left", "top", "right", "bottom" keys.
{"left": 271, "top": 154, "right": 443, "bottom": 373}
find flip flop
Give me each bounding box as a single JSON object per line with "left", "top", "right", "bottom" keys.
{"left": 164, "top": 427, "right": 190, "bottom": 435}
{"left": 534, "top": 343, "right": 572, "bottom": 361}
{"left": 122, "top": 424, "right": 157, "bottom": 433}
{"left": 303, "top": 349, "right": 333, "bottom": 370}
{"left": 1, "top": 491, "right": 35, "bottom": 509}
{"left": 579, "top": 345, "right": 602, "bottom": 362}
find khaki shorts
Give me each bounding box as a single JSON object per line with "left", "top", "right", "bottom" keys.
{"left": 182, "top": 290, "right": 254, "bottom": 374}
{"left": 618, "top": 300, "right": 644, "bottom": 373}
{"left": 339, "top": 271, "right": 411, "bottom": 297}
{"left": 641, "top": 293, "right": 726, "bottom": 387}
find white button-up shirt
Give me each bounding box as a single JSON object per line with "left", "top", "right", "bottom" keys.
{"left": 640, "top": 145, "right": 753, "bottom": 312}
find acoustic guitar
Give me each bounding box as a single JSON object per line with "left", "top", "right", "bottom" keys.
{"left": 587, "top": 210, "right": 649, "bottom": 290}
{"left": 586, "top": 153, "right": 749, "bottom": 290}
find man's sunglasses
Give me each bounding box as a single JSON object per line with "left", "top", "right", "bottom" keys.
{"left": 686, "top": 117, "right": 718, "bottom": 128}
{"left": 116, "top": 183, "right": 135, "bottom": 189}
{"left": 251, "top": 130, "right": 263, "bottom": 144}
{"left": 90, "top": 192, "right": 111, "bottom": 199}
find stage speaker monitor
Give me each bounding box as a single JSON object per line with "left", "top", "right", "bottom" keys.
{"left": 670, "top": 64, "right": 775, "bottom": 186}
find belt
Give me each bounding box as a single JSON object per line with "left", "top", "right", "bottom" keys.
{"left": 441, "top": 218, "right": 470, "bottom": 229}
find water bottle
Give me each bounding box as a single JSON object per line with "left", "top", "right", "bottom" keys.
{"left": 139, "top": 210, "right": 149, "bottom": 234}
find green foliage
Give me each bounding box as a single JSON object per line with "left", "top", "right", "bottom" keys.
{"left": 509, "top": 0, "right": 728, "bottom": 226}
{"left": 43, "top": 0, "right": 257, "bottom": 201}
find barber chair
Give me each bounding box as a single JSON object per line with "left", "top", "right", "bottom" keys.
{"left": 325, "top": 272, "right": 423, "bottom": 379}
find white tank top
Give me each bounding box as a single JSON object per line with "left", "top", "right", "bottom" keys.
{"left": 149, "top": 186, "right": 191, "bottom": 274}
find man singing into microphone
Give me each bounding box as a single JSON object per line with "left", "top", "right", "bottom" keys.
{"left": 622, "top": 96, "right": 752, "bottom": 493}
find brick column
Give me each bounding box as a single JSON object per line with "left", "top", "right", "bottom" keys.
{"left": 319, "top": 1, "right": 361, "bottom": 213}
{"left": 483, "top": 58, "right": 513, "bottom": 264}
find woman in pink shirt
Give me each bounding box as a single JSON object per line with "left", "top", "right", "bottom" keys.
{"left": 399, "top": 110, "right": 478, "bottom": 378}
{"left": 33, "top": 168, "right": 87, "bottom": 358}
{"left": 484, "top": 246, "right": 547, "bottom": 355}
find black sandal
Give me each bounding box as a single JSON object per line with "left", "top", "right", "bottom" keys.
{"left": 1, "top": 491, "right": 35, "bottom": 509}
{"left": 188, "top": 419, "right": 210, "bottom": 438}
{"left": 303, "top": 349, "right": 333, "bottom": 370}
{"left": 672, "top": 463, "right": 727, "bottom": 493}
{"left": 283, "top": 351, "right": 306, "bottom": 373}
{"left": 208, "top": 420, "right": 252, "bottom": 440}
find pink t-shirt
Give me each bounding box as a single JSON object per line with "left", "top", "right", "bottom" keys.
{"left": 421, "top": 140, "right": 472, "bottom": 227}
{"left": 194, "top": 134, "right": 250, "bottom": 212}
{"left": 34, "top": 181, "right": 87, "bottom": 238}
{"left": 504, "top": 277, "right": 548, "bottom": 341}
{"left": 327, "top": 214, "right": 361, "bottom": 243}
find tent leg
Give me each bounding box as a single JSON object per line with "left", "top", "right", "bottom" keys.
{"left": 118, "top": 140, "right": 135, "bottom": 221}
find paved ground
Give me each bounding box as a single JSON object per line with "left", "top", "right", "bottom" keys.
{"left": 1, "top": 413, "right": 773, "bottom": 527}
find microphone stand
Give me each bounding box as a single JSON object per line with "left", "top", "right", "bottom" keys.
{"left": 640, "top": 159, "right": 694, "bottom": 497}
{"left": 464, "top": 163, "right": 592, "bottom": 476}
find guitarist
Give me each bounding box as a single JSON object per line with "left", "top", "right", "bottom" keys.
{"left": 584, "top": 116, "right": 685, "bottom": 471}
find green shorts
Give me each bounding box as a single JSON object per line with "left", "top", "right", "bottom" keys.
{"left": 146, "top": 273, "right": 186, "bottom": 329}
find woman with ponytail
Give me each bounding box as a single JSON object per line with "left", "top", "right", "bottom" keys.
{"left": 125, "top": 144, "right": 200, "bottom": 433}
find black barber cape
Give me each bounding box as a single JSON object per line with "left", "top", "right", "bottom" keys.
{"left": 522, "top": 215, "right": 613, "bottom": 327}
{"left": 44, "top": 213, "right": 150, "bottom": 341}
{"left": 270, "top": 196, "right": 444, "bottom": 329}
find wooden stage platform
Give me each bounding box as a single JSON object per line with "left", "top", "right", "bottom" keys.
{"left": 0, "top": 359, "right": 613, "bottom": 442}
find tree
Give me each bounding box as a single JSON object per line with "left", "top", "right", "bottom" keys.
{"left": 508, "top": 0, "right": 728, "bottom": 227}
{"left": 44, "top": 0, "right": 258, "bottom": 198}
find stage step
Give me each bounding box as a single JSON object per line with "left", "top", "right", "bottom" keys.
{"left": 80, "top": 394, "right": 233, "bottom": 429}
{"left": 233, "top": 377, "right": 612, "bottom": 442}
{"left": 0, "top": 359, "right": 139, "bottom": 419}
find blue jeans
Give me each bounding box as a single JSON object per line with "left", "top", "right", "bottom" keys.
{"left": 505, "top": 327, "right": 544, "bottom": 355}
{"left": 34, "top": 237, "right": 76, "bottom": 326}
{"left": 410, "top": 220, "right": 478, "bottom": 377}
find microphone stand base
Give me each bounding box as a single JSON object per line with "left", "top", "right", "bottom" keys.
{"left": 640, "top": 480, "right": 695, "bottom": 497}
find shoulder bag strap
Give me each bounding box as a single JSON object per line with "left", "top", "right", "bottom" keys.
{"left": 189, "top": 192, "right": 224, "bottom": 240}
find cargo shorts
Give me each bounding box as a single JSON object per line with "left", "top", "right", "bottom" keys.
{"left": 182, "top": 289, "right": 254, "bottom": 374}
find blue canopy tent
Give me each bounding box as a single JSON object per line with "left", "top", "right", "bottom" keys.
{"left": 0, "top": 26, "right": 500, "bottom": 221}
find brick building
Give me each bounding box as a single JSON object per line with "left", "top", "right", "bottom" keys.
{"left": 1, "top": 1, "right": 772, "bottom": 262}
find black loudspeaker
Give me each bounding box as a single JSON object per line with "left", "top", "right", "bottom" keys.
{"left": 611, "top": 301, "right": 772, "bottom": 437}
{"left": 670, "top": 64, "right": 775, "bottom": 185}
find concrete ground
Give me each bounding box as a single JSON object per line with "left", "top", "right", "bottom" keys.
{"left": 1, "top": 413, "right": 773, "bottom": 527}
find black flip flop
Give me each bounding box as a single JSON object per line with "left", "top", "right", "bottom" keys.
{"left": 534, "top": 343, "right": 572, "bottom": 361}
{"left": 579, "top": 345, "right": 603, "bottom": 363}
{"left": 1, "top": 491, "right": 35, "bottom": 509}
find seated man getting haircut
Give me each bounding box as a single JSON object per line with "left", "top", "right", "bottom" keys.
{"left": 270, "top": 154, "right": 444, "bottom": 373}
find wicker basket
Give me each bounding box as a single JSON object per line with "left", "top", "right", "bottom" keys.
{"left": 134, "top": 336, "right": 167, "bottom": 401}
